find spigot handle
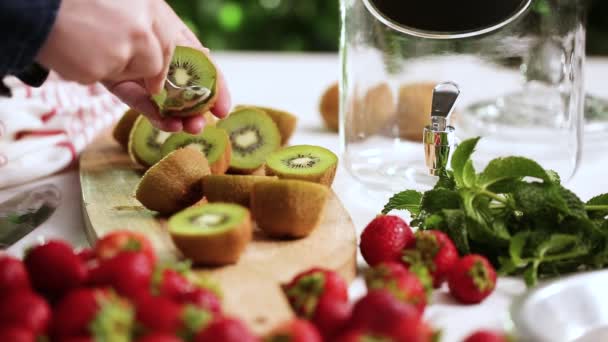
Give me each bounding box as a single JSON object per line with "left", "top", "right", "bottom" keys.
{"left": 431, "top": 82, "right": 460, "bottom": 131}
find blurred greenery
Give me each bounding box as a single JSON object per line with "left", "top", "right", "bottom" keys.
{"left": 168, "top": 0, "right": 608, "bottom": 55}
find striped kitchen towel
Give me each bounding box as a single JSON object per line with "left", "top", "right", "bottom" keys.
{"left": 0, "top": 74, "right": 127, "bottom": 189}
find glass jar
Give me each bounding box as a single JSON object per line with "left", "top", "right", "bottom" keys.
{"left": 339, "top": 0, "right": 586, "bottom": 192}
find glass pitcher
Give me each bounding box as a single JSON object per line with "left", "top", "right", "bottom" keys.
{"left": 339, "top": 0, "right": 586, "bottom": 192}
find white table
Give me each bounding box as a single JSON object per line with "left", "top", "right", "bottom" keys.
{"left": 3, "top": 53, "right": 608, "bottom": 341}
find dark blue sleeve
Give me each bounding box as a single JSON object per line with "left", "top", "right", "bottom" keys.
{"left": 0, "top": 0, "right": 61, "bottom": 95}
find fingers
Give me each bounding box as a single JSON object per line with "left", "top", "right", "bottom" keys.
{"left": 210, "top": 70, "right": 231, "bottom": 118}
{"left": 183, "top": 115, "right": 207, "bottom": 134}
{"left": 144, "top": 21, "right": 175, "bottom": 95}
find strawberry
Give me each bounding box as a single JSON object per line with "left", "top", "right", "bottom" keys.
{"left": 364, "top": 261, "right": 428, "bottom": 314}
{"left": 311, "top": 296, "right": 351, "bottom": 340}
{"left": 136, "top": 295, "right": 212, "bottom": 338}
{"left": 282, "top": 268, "right": 348, "bottom": 319}
{"left": 152, "top": 267, "right": 193, "bottom": 299}
{"left": 61, "top": 337, "right": 94, "bottom": 342}
{"left": 24, "top": 240, "right": 87, "bottom": 301}
{"left": 0, "top": 326, "right": 35, "bottom": 342}
{"left": 448, "top": 254, "right": 497, "bottom": 304}
{"left": 179, "top": 287, "right": 222, "bottom": 315}
{"left": 360, "top": 215, "right": 414, "bottom": 266}
{"left": 88, "top": 251, "right": 153, "bottom": 299}
{"left": 0, "top": 256, "right": 30, "bottom": 296}
{"left": 264, "top": 319, "right": 322, "bottom": 342}
{"left": 77, "top": 248, "right": 96, "bottom": 263}
{"left": 95, "top": 230, "right": 156, "bottom": 265}
{"left": 51, "top": 288, "right": 134, "bottom": 340}
{"left": 195, "top": 317, "right": 257, "bottom": 342}
{"left": 463, "top": 330, "right": 510, "bottom": 342}
{"left": 137, "top": 333, "right": 184, "bottom": 342}
{"left": 0, "top": 290, "right": 51, "bottom": 335}
{"left": 403, "top": 230, "right": 459, "bottom": 288}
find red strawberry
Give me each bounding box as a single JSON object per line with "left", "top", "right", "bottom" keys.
{"left": 265, "top": 319, "right": 322, "bottom": 342}
{"left": 137, "top": 332, "right": 184, "bottom": 342}
{"left": 360, "top": 215, "right": 414, "bottom": 266}
{"left": 364, "top": 262, "right": 428, "bottom": 314}
{"left": 179, "top": 287, "right": 222, "bottom": 315}
{"left": 404, "top": 230, "right": 459, "bottom": 288}
{"left": 61, "top": 337, "right": 94, "bottom": 342}
{"left": 136, "top": 295, "right": 212, "bottom": 338}
{"left": 311, "top": 296, "right": 351, "bottom": 340}
{"left": 195, "top": 317, "right": 257, "bottom": 342}
{"left": 0, "top": 256, "right": 30, "bottom": 296}
{"left": 153, "top": 268, "right": 193, "bottom": 299}
{"left": 88, "top": 251, "right": 153, "bottom": 299}
{"left": 0, "top": 326, "right": 35, "bottom": 342}
{"left": 448, "top": 254, "right": 497, "bottom": 304}
{"left": 95, "top": 230, "right": 156, "bottom": 265}
{"left": 282, "top": 268, "right": 348, "bottom": 319}
{"left": 24, "top": 240, "right": 87, "bottom": 300}
{"left": 463, "top": 330, "right": 509, "bottom": 342}
{"left": 51, "top": 288, "right": 133, "bottom": 340}
{"left": 77, "top": 248, "right": 96, "bottom": 263}
{"left": 0, "top": 290, "right": 51, "bottom": 335}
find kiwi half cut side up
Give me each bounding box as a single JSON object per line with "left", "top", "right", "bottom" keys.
{"left": 168, "top": 203, "right": 253, "bottom": 265}
{"left": 128, "top": 116, "right": 173, "bottom": 167}
{"left": 135, "top": 147, "right": 211, "bottom": 215}
{"left": 217, "top": 108, "right": 281, "bottom": 174}
{"left": 234, "top": 105, "right": 297, "bottom": 145}
{"left": 265, "top": 145, "right": 338, "bottom": 186}
{"left": 152, "top": 46, "right": 218, "bottom": 117}
{"left": 113, "top": 109, "right": 140, "bottom": 150}
{"left": 161, "top": 126, "right": 232, "bottom": 175}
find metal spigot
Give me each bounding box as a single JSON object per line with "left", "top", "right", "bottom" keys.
{"left": 423, "top": 82, "right": 460, "bottom": 176}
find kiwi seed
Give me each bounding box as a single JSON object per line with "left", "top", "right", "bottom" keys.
{"left": 128, "top": 116, "right": 173, "bottom": 167}
{"left": 235, "top": 105, "right": 298, "bottom": 145}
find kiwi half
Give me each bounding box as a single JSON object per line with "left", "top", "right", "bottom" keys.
{"left": 135, "top": 148, "right": 211, "bottom": 215}
{"left": 113, "top": 109, "right": 140, "bottom": 150}
{"left": 152, "top": 46, "right": 218, "bottom": 117}
{"left": 202, "top": 175, "right": 277, "bottom": 207}
{"left": 168, "top": 203, "right": 252, "bottom": 265}
{"left": 265, "top": 145, "right": 338, "bottom": 186}
{"left": 319, "top": 82, "right": 339, "bottom": 132}
{"left": 128, "top": 116, "right": 173, "bottom": 167}
{"left": 251, "top": 179, "right": 329, "bottom": 238}
{"left": 235, "top": 105, "right": 297, "bottom": 145}
{"left": 161, "top": 126, "right": 231, "bottom": 175}
{"left": 217, "top": 108, "right": 281, "bottom": 174}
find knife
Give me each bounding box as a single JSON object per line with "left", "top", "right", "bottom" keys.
{"left": 0, "top": 184, "right": 61, "bottom": 248}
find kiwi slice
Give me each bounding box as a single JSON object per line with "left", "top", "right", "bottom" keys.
{"left": 217, "top": 108, "right": 281, "bottom": 174}
{"left": 265, "top": 145, "right": 338, "bottom": 186}
{"left": 235, "top": 105, "right": 297, "bottom": 145}
{"left": 135, "top": 148, "right": 211, "bottom": 215}
{"left": 152, "top": 46, "right": 218, "bottom": 117}
{"left": 251, "top": 179, "right": 329, "bottom": 238}
{"left": 168, "top": 203, "right": 252, "bottom": 265}
{"left": 202, "top": 175, "right": 277, "bottom": 207}
{"left": 113, "top": 109, "right": 140, "bottom": 150}
{"left": 319, "top": 82, "right": 339, "bottom": 132}
{"left": 161, "top": 126, "right": 231, "bottom": 175}
{"left": 128, "top": 116, "right": 173, "bottom": 167}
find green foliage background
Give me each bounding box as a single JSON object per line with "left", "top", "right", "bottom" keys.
{"left": 167, "top": 0, "right": 608, "bottom": 54}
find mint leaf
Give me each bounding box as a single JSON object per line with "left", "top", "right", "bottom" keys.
{"left": 462, "top": 160, "right": 477, "bottom": 187}
{"left": 382, "top": 190, "right": 423, "bottom": 215}
{"left": 420, "top": 189, "right": 460, "bottom": 212}
{"left": 451, "top": 137, "right": 480, "bottom": 187}
{"left": 513, "top": 182, "right": 569, "bottom": 216}
{"left": 588, "top": 193, "right": 608, "bottom": 206}
{"left": 478, "top": 156, "right": 550, "bottom": 188}
{"left": 587, "top": 193, "right": 608, "bottom": 219}
{"left": 441, "top": 209, "right": 470, "bottom": 255}
{"left": 434, "top": 170, "right": 456, "bottom": 190}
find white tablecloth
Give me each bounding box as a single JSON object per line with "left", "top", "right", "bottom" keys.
{"left": 2, "top": 53, "right": 608, "bottom": 341}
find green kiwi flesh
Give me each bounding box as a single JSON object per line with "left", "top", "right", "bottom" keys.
{"left": 217, "top": 108, "right": 281, "bottom": 173}
{"left": 265, "top": 145, "right": 338, "bottom": 186}
{"left": 169, "top": 203, "right": 247, "bottom": 235}
{"left": 234, "top": 105, "right": 297, "bottom": 145}
{"left": 161, "top": 126, "right": 231, "bottom": 174}
{"left": 128, "top": 116, "right": 173, "bottom": 167}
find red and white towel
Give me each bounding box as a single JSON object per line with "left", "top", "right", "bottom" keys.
{"left": 0, "top": 74, "right": 127, "bottom": 189}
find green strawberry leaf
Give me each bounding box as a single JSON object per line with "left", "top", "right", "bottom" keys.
{"left": 451, "top": 137, "right": 480, "bottom": 187}
{"left": 382, "top": 190, "right": 423, "bottom": 215}
{"left": 478, "top": 156, "right": 550, "bottom": 188}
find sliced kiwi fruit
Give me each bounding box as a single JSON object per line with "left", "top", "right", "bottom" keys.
{"left": 113, "top": 109, "right": 140, "bottom": 150}
{"left": 135, "top": 148, "right": 211, "bottom": 215}
{"left": 251, "top": 179, "right": 329, "bottom": 238}
{"left": 128, "top": 116, "right": 173, "bottom": 167}
{"left": 160, "top": 126, "right": 231, "bottom": 175}
{"left": 168, "top": 203, "right": 252, "bottom": 265}
{"left": 319, "top": 82, "right": 339, "bottom": 132}
{"left": 202, "top": 175, "right": 277, "bottom": 207}
{"left": 235, "top": 105, "right": 297, "bottom": 145}
{"left": 152, "top": 46, "right": 218, "bottom": 117}
{"left": 217, "top": 108, "right": 281, "bottom": 174}
{"left": 265, "top": 145, "right": 338, "bottom": 186}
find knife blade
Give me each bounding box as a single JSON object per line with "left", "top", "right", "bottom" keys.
{"left": 0, "top": 184, "right": 61, "bottom": 248}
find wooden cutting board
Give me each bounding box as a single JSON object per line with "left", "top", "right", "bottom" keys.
{"left": 79, "top": 131, "right": 357, "bottom": 334}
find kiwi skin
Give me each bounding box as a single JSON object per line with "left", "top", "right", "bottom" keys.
{"left": 251, "top": 179, "right": 330, "bottom": 239}
{"left": 169, "top": 203, "right": 253, "bottom": 266}
{"left": 135, "top": 148, "right": 211, "bottom": 215}
{"left": 235, "top": 105, "right": 297, "bottom": 145}
{"left": 202, "top": 175, "right": 278, "bottom": 207}
{"left": 113, "top": 109, "right": 140, "bottom": 150}
{"left": 319, "top": 82, "right": 339, "bottom": 132}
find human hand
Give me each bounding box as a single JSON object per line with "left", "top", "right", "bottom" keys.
{"left": 36, "top": 0, "right": 230, "bottom": 134}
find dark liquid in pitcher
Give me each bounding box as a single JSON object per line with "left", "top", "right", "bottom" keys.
{"left": 371, "top": 0, "right": 528, "bottom": 33}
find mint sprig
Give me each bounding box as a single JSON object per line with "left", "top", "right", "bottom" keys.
{"left": 383, "top": 137, "right": 608, "bottom": 287}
